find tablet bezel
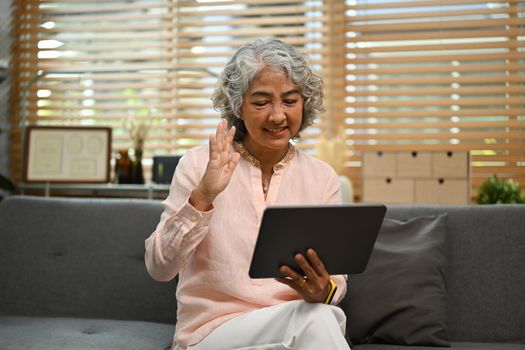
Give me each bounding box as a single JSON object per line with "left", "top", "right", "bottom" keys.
{"left": 248, "top": 204, "right": 386, "bottom": 279}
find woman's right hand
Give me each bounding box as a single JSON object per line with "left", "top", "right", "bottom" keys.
{"left": 189, "top": 119, "right": 241, "bottom": 211}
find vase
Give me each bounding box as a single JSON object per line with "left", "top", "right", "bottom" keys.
{"left": 131, "top": 148, "right": 145, "bottom": 184}
{"left": 115, "top": 150, "right": 132, "bottom": 184}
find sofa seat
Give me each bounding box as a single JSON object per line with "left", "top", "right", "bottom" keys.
{"left": 0, "top": 316, "right": 174, "bottom": 350}
{"left": 354, "top": 343, "right": 525, "bottom": 350}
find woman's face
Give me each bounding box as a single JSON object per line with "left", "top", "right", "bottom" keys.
{"left": 240, "top": 68, "right": 303, "bottom": 156}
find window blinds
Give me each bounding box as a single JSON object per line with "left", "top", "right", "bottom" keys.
{"left": 342, "top": 0, "right": 525, "bottom": 198}
{"left": 10, "top": 0, "right": 331, "bottom": 182}
{"left": 9, "top": 0, "right": 525, "bottom": 200}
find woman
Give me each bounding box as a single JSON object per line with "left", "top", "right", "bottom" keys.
{"left": 145, "top": 39, "right": 349, "bottom": 350}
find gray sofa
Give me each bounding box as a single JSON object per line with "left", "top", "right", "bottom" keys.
{"left": 0, "top": 196, "right": 523, "bottom": 350}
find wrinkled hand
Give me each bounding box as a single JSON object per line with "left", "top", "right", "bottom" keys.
{"left": 190, "top": 119, "right": 240, "bottom": 211}
{"left": 277, "top": 248, "right": 332, "bottom": 303}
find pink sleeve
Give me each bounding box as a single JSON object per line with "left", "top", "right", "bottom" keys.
{"left": 330, "top": 274, "right": 348, "bottom": 305}
{"left": 144, "top": 149, "right": 214, "bottom": 282}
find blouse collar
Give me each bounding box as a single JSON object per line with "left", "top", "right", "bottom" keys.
{"left": 233, "top": 141, "right": 295, "bottom": 171}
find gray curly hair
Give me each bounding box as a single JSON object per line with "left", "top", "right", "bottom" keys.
{"left": 212, "top": 39, "right": 324, "bottom": 141}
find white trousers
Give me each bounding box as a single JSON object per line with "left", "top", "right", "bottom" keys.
{"left": 176, "top": 300, "right": 350, "bottom": 350}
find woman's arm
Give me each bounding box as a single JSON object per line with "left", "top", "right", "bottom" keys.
{"left": 144, "top": 120, "right": 240, "bottom": 282}
{"left": 144, "top": 150, "right": 213, "bottom": 282}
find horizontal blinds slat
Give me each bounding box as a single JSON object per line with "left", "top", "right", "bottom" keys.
{"left": 347, "top": 131, "right": 523, "bottom": 141}
{"left": 34, "top": 13, "right": 171, "bottom": 23}
{"left": 175, "top": 4, "right": 322, "bottom": 17}
{"left": 346, "top": 0, "right": 518, "bottom": 11}
{"left": 176, "top": 26, "right": 328, "bottom": 39}
{"left": 352, "top": 143, "right": 524, "bottom": 152}
{"left": 348, "top": 86, "right": 525, "bottom": 97}
{"left": 335, "top": 109, "right": 525, "bottom": 119}
{"left": 174, "top": 0, "right": 307, "bottom": 7}
{"left": 348, "top": 18, "right": 524, "bottom": 33}
{"left": 27, "top": 92, "right": 175, "bottom": 101}
{"left": 472, "top": 166, "right": 525, "bottom": 174}
{"left": 347, "top": 63, "right": 525, "bottom": 75}
{"left": 176, "top": 15, "right": 326, "bottom": 27}
{"left": 172, "top": 37, "right": 324, "bottom": 48}
{"left": 471, "top": 154, "right": 525, "bottom": 162}
{"left": 43, "top": 23, "right": 172, "bottom": 33}
{"left": 337, "top": 97, "right": 524, "bottom": 108}
{"left": 23, "top": 71, "right": 214, "bottom": 80}
{"left": 28, "top": 83, "right": 173, "bottom": 91}
{"left": 346, "top": 53, "right": 525, "bottom": 65}
{"left": 349, "top": 40, "right": 525, "bottom": 54}
{"left": 34, "top": 63, "right": 177, "bottom": 72}
{"left": 348, "top": 120, "right": 525, "bottom": 129}
{"left": 339, "top": 75, "right": 525, "bottom": 86}
{"left": 38, "top": 2, "right": 167, "bottom": 15}
{"left": 348, "top": 6, "right": 521, "bottom": 22}
{"left": 344, "top": 29, "right": 524, "bottom": 43}
{"left": 27, "top": 54, "right": 174, "bottom": 62}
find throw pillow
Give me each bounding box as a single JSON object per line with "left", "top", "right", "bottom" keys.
{"left": 344, "top": 214, "right": 449, "bottom": 346}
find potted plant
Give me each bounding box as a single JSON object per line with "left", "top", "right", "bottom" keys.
{"left": 476, "top": 175, "right": 525, "bottom": 204}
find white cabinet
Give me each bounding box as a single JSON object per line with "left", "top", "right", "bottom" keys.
{"left": 362, "top": 151, "right": 470, "bottom": 204}
{"left": 396, "top": 152, "right": 432, "bottom": 178}
{"left": 363, "top": 178, "right": 414, "bottom": 204}
{"left": 362, "top": 152, "right": 397, "bottom": 177}
{"left": 415, "top": 179, "right": 470, "bottom": 205}
{"left": 432, "top": 151, "right": 469, "bottom": 178}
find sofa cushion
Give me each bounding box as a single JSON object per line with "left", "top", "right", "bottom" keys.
{"left": 383, "top": 205, "right": 525, "bottom": 342}
{"left": 0, "top": 316, "right": 174, "bottom": 350}
{"left": 0, "top": 196, "right": 176, "bottom": 324}
{"left": 343, "top": 214, "right": 449, "bottom": 346}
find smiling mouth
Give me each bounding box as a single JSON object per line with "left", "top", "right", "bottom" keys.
{"left": 265, "top": 127, "right": 287, "bottom": 133}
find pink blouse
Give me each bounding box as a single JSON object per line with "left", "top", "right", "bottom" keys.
{"left": 145, "top": 144, "right": 347, "bottom": 348}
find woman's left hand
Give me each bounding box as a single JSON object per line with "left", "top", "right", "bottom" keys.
{"left": 276, "top": 248, "right": 332, "bottom": 303}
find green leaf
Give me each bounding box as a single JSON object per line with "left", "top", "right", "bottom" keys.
{"left": 476, "top": 175, "right": 525, "bottom": 204}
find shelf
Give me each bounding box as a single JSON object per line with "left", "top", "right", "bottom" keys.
{"left": 17, "top": 182, "right": 170, "bottom": 200}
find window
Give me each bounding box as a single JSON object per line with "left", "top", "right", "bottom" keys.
{"left": 10, "top": 0, "right": 525, "bottom": 200}
{"left": 342, "top": 0, "right": 525, "bottom": 198}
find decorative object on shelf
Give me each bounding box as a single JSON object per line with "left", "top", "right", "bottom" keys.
{"left": 124, "top": 115, "right": 151, "bottom": 155}
{"left": 123, "top": 114, "right": 151, "bottom": 185}
{"left": 115, "top": 149, "right": 132, "bottom": 184}
{"left": 23, "top": 126, "right": 112, "bottom": 183}
{"left": 314, "top": 128, "right": 353, "bottom": 203}
{"left": 476, "top": 174, "right": 524, "bottom": 204}
{"left": 130, "top": 148, "right": 144, "bottom": 184}
{"left": 152, "top": 155, "right": 181, "bottom": 184}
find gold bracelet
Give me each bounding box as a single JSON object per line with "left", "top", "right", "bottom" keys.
{"left": 324, "top": 278, "right": 337, "bottom": 304}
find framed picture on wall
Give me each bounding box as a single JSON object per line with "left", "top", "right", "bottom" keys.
{"left": 23, "top": 126, "right": 112, "bottom": 183}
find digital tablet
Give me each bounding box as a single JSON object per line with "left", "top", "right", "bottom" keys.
{"left": 249, "top": 204, "right": 386, "bottom": 278}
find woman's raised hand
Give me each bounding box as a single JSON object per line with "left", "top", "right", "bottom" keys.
{"left": 190, "top": 119, "right": 241, "bottom": 211}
